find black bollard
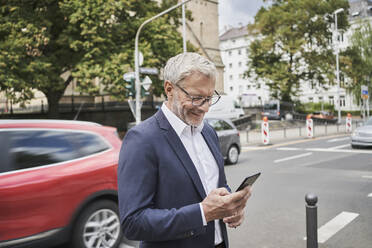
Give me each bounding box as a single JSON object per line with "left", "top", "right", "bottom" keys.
{"left": 305, "top": 194, "right": 318, "bottom": 248}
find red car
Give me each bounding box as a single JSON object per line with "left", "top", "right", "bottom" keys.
{"left": 0, "top": 120, "right": 123, "bottom": 248}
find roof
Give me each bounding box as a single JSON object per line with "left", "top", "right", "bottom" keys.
{"left": 219, "top": 26, "right": 249, "bottom": 41}
{"left": 0, "top": 119, "right": 101, "bottom": 126}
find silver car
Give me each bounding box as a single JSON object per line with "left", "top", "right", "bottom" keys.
{"left": 206, "top": 118, "right": 241, "bottom": 165}
{"left": 351, "top": 117, "right": 372, "bottom": 148}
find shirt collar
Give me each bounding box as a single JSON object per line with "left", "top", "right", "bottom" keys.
{"left": 161, "top": 102, "right": 204, "bottom": 137}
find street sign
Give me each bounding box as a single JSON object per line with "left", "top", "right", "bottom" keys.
{"left": 123, "top": 72, "right": 135, "bottom": 82}
{"left": 361, "top": 85, "right": 369, "bottom": 99}
{"left": 139, "top": 67, "right": 159, "bottom": 75}
{"left": 141, "top": 76, "right": 152, "bottom": 91}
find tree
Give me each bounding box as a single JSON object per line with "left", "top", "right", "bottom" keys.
{"left": 0, "top": 0, "right": 193, "bottom": 117}
{"left": 341, "top": 20, "right": 372, "bottom": 101}
{"left": 246, "top": 0, "right": 349, "bottom": 102}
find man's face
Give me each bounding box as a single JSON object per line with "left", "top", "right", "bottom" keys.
{"left": 165, "top": 72, "right": 215, "bottom": 126}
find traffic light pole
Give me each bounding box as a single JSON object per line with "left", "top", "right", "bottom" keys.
{"left": 134, "top": 0, "right": 192, "bottom": 125}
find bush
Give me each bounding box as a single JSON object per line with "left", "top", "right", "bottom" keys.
{"left": 294, "top": 102, "right": 335, "bottom": 114}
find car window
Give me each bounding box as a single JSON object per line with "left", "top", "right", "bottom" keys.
{"left": 366, "top": 118, "right": 372, "bottom": 126}
{"left": 208, "top": 119, "right": 234, "bottom": 131}
{"left": 71, "top": 132, "right": 110, "bottom": 157}
{"left": 6, "top": 130, "right": 80, "bottom": 172}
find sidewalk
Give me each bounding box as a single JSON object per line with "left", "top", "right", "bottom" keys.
{"left": 239, "top": 121, "right": 362, "bottom": 146}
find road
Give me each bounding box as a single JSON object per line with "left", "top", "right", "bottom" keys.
{"left": 56, "top": 134, "right": 371, "bottom": 248}
{"left": 226, "top": 134, "right": 372, "bottom": 248}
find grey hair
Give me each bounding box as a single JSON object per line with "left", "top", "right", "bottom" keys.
{"left": 163, "top": 52, "right": 217, "bottom": 86}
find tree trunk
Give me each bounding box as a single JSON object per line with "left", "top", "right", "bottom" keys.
{"left": 45, "top": 76, "right": 74, "bottom": 119}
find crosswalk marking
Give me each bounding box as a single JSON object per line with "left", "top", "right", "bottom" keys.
{"left": 328, "top": 137, "right": 351, "bottom": 143}
{"left": 274, "top": 152, "right": 313, "bottom": 163}
{"left": 317, "top": 212, "right": 359, "bottom": 243}
{"left": 362, "top": 175, "right": 372, "bottom": 179}
{"left": 328, "top": 144, "right": 351, "bottom": 150}
{"left": 368, "top": 193, "right": 372, "bottom": 197}
{"left": 277, "top": 147, "right": 301, "bottom": 151}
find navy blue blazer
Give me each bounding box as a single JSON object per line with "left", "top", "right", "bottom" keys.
{"left": 118, "top": 109, "right": 230, "bottom": 248}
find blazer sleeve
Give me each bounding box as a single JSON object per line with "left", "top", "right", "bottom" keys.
{"left": 117, "top": 129, "right": 205, "bottom": 242}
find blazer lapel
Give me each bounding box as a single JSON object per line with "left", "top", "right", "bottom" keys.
{"left": 155, "top": 110, "right": 207, "bottom": 199}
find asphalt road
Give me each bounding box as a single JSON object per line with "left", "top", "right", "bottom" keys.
{"left": 225, "top": 134, "right": 372, "bottom": 248}
{"left": 55, "top": 134, "right": 371, "bottom": 248}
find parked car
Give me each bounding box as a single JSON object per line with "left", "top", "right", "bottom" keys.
{"left": 309, "top": 111, "right": 337, "bottom": 123}
{"left": 0, "top": 120, "right": 123, "bottom": 248}
{"left": 351, "top": 117, "right": 372, "bottom": 148}
{"left": 204, "top": 95, "right": 245, "bottom": 120}
{"left": 205, "top": 118, "right": 241, "bottom": 165}
{"left": 262, "top": 100, "right": 294, "bottom": 120}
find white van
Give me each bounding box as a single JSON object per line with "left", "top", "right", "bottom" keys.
{"left": 205, "top": 95, "right": 245, "bottom": 120}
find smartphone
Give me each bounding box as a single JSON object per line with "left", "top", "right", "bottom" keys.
{"left": 235, "top": 172, "right": 261, "bottom": 192}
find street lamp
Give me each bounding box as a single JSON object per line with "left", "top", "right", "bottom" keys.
{"left": 134, "top": 0, "right": 192, "bottom": 125}
{"left": 334, "top": 8, "right": 344, "bottom": 124}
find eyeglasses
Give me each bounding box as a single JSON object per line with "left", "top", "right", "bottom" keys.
{"left": 174, "top": 84, "right": 221, "bottom": 107}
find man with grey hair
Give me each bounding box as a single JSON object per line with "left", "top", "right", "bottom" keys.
{"left": 118, "top": 52, "right": 252, "bottom": 248}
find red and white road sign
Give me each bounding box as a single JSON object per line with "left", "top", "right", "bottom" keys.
{"left": 261, "top": 117, "right": 270, "bottom": 145}
{"left": 346, "top": 113, "right": 352, "bottom": 132}
{"left": 306, "top": 115, "right": 314, "bottom": 138}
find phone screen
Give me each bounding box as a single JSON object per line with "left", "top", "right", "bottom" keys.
{"left": 235, "top": 172, "right": 261, "bottom": 192}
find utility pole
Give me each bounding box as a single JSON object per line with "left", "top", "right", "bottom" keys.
{"left": 134, "top": 0, "right": 192, "bottom": 125}
{"left": 334, "top": 8, "right": 344, "bottom": 124}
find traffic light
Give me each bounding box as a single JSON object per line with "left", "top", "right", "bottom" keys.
{"left": 125, "top": 78, "right": 135, "bottom": 98}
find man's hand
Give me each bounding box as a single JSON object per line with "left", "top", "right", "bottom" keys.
{"left": 201, "top": 186, "right": 251, "bottom": 223}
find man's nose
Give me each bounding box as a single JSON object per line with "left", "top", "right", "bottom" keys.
{"left": 199, "top": 100, "right": 210, "bottom": 112}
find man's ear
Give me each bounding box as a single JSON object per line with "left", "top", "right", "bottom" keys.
{"left": 164, "top": 80, "right": 173, "bottom": 97}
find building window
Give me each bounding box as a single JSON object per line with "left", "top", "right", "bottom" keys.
{"left": 228, "top": 51, "right": 232, "bottom": 56}
{"left": 229, "top": 75, "right": 233, "bottom": 80}
{"left": 246, "top": 48, "right": 249, "bottom": 54}
{"left": 229, "top": 63, "right": 232, "bottom": 69}
{"left": 232, "top": 39, "right": 236, "bottom": 44}
{"left": 340, "top": 96, "right": 345, "bottom": 107}
{"left": 230, "top": 86, "right": 233, "bottom": 91}
{"left": 329, "top": 96, "right": 334, "bottom": 105}
{"left": 308, "top": 97, "right": 313, "bottom": 102}
{"left": 247, "top": 85, "right": 251, "bottom": 90}
{"left": 238, "top": 49, "right": 241, "bottom": 55}
{"left": 318, "top": 96, "right": 323, "bottom": 102}
{"left": 238, "top": 62, "right": 242, "bottom": 67}
{"left": 257, "top": 83, "right": 261, "bottom": 89}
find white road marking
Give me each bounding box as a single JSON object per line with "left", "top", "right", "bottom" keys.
{"left": 368, "top": 193, "right": 372, "bottom": 197}
{"left": 274, "top": 152, "right": 313, "bottom": 163}
{"left": 328, "top": 137, "right": 350, "bottom": 143}
{"left": 120, "top": 244, "right": 136, "bottom": 248}
{"left": 317, "top": 211, "right": 359, "bottom": 243}
{"left": 277, "top": 147, "right": 301, "bottom": 151}
{"left": 328, "top": 144, "right": 351, "bottom": 150}
{"left": 306, "top": 148, "right": 372, "bottom": 154}
{"left": 362, "top": 175, "right": 372, "bottom": 179}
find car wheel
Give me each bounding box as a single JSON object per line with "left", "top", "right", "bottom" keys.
{"left": 71, "top": 200, "right": 122, "bottom": 248}
{"left": 226, "top": 145, "right": 239, "bottom": 165}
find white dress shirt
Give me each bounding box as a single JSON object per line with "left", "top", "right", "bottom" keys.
{"left": 161, "top": 103, "right": 223, "bottom": 245}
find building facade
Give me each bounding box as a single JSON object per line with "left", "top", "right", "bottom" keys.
{"left": 219, "top": 0, "right": 372, "bottom": 111}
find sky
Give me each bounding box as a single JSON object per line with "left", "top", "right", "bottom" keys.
{"left": 218, "top": 0, "right": 269, "bottom": 32}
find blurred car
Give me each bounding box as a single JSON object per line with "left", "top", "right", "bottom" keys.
{"left": 206, "top": 118, "right": 241, "bottom": 165}
{"left": 0, "top": 120, "right": 123, "bottom": 248}
{"left": 309, "top": 111, "right": 337, "bottom": 123}
{"left": 351, "top": 117, "right": 372, "bottom": 148}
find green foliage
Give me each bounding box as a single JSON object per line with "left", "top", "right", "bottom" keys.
{"left": 341, "top": 20, "right": 372, "bottom": 102}
{"left": 246, "top": 0, "right": 349, "bottom": 103}
{"left": 295, "top": 101, "right": 335, "bottom": 114}
{"left": 0, "top": 0, "right": 194, "bottom": 117}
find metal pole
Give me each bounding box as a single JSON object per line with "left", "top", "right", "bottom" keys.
{"left": 135, "top": 0, "right": 192, "bottom": 125}
{"left": 182, "top": 1, "right": 187, "bottom": 53}
{"left": 334, "top": 9, "right": 343, "bottom": 124}
{"left": 306, "top": 194, "right": 318, "bottom": 248}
